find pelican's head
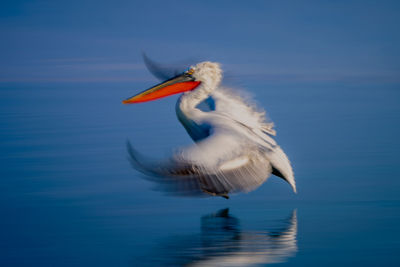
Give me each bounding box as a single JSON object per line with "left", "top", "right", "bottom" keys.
{"left": 191, "top": 61, "right": 222, "bottom": 91}
{"left": 122, "top": 61, "right": 222, "bottom": 104}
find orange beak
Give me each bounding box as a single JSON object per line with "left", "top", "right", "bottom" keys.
{"left": 122, "top": 73, "right": 201, "bottom": 104}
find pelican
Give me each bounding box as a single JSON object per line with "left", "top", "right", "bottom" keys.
{"left": 123, "top": 61, "right": 295, "bottom": 198}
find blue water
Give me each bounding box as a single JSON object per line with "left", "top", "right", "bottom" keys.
{"left": 1, "top": 81, "right": 399, "bottom": 266}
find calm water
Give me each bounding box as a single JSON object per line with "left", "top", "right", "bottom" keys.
{"left": 0, "top": 81, "right": 399, "bottom": 266}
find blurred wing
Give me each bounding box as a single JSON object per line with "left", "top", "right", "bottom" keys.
{"left": 142, "top": 53, "right": 198, "bottom": 81}
{"left": 127, "top": 129, "right": 272, "bottom": 198}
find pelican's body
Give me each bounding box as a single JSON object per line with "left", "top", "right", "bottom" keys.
{"left": 124, "top": 61, "right": 295, "bottom": 198}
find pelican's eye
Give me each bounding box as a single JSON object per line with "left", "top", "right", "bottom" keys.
{"left": 186, "top": 68, "right": 195, "bottom": 75}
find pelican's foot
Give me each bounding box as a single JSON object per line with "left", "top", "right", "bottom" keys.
{"left": 202, "top": 189, "right": 230, "bottom": 199}
{"left": 220, "top": 193, "right": 230, "bottom": 199}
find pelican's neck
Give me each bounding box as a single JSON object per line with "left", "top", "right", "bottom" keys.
{"left": 181, "top": 83, "right": 213, "bottom": 110}
{"left": 175, "top": 84, "right": 216, "bottom": 141}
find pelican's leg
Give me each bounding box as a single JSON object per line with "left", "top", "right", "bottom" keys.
{"left": 220, "top": 193, "right": 230, "bottom": 199}
{"left": 201, "top": 188, "right": 230, "bottom": 199}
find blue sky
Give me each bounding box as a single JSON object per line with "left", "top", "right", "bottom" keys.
{"left": 1, "top": 0, "right": 399, "bottom": 83}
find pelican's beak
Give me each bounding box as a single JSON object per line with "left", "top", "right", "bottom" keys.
{"left": 122, "top": 71, "right": 201, "bottom": 104}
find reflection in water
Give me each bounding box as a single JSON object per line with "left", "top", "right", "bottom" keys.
{"left": 152, "top": 209, "right": 297, "bottom": 266}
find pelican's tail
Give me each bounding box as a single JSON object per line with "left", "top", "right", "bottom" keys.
{"left": 267, "top": 146, "right": 296, "bottom": 193}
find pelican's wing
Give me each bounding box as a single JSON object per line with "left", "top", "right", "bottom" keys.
{"left": 142, "top": 53, "right": 198, "bottom": 81}
{"left": 127, "top": 142, "right": 205, "bottom": 197}
{"left": 211, "top": 88, "right": 296, "bottom": 192}
{"left": 211, "top": 87, "right": 276, "bottom": 136}
{"left": 127, "top": 129, "right": 273, "bottom": 198}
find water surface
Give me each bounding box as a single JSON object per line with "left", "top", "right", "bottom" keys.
{"left": 0, "top": 81, "right": 399, "bottom": 266}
